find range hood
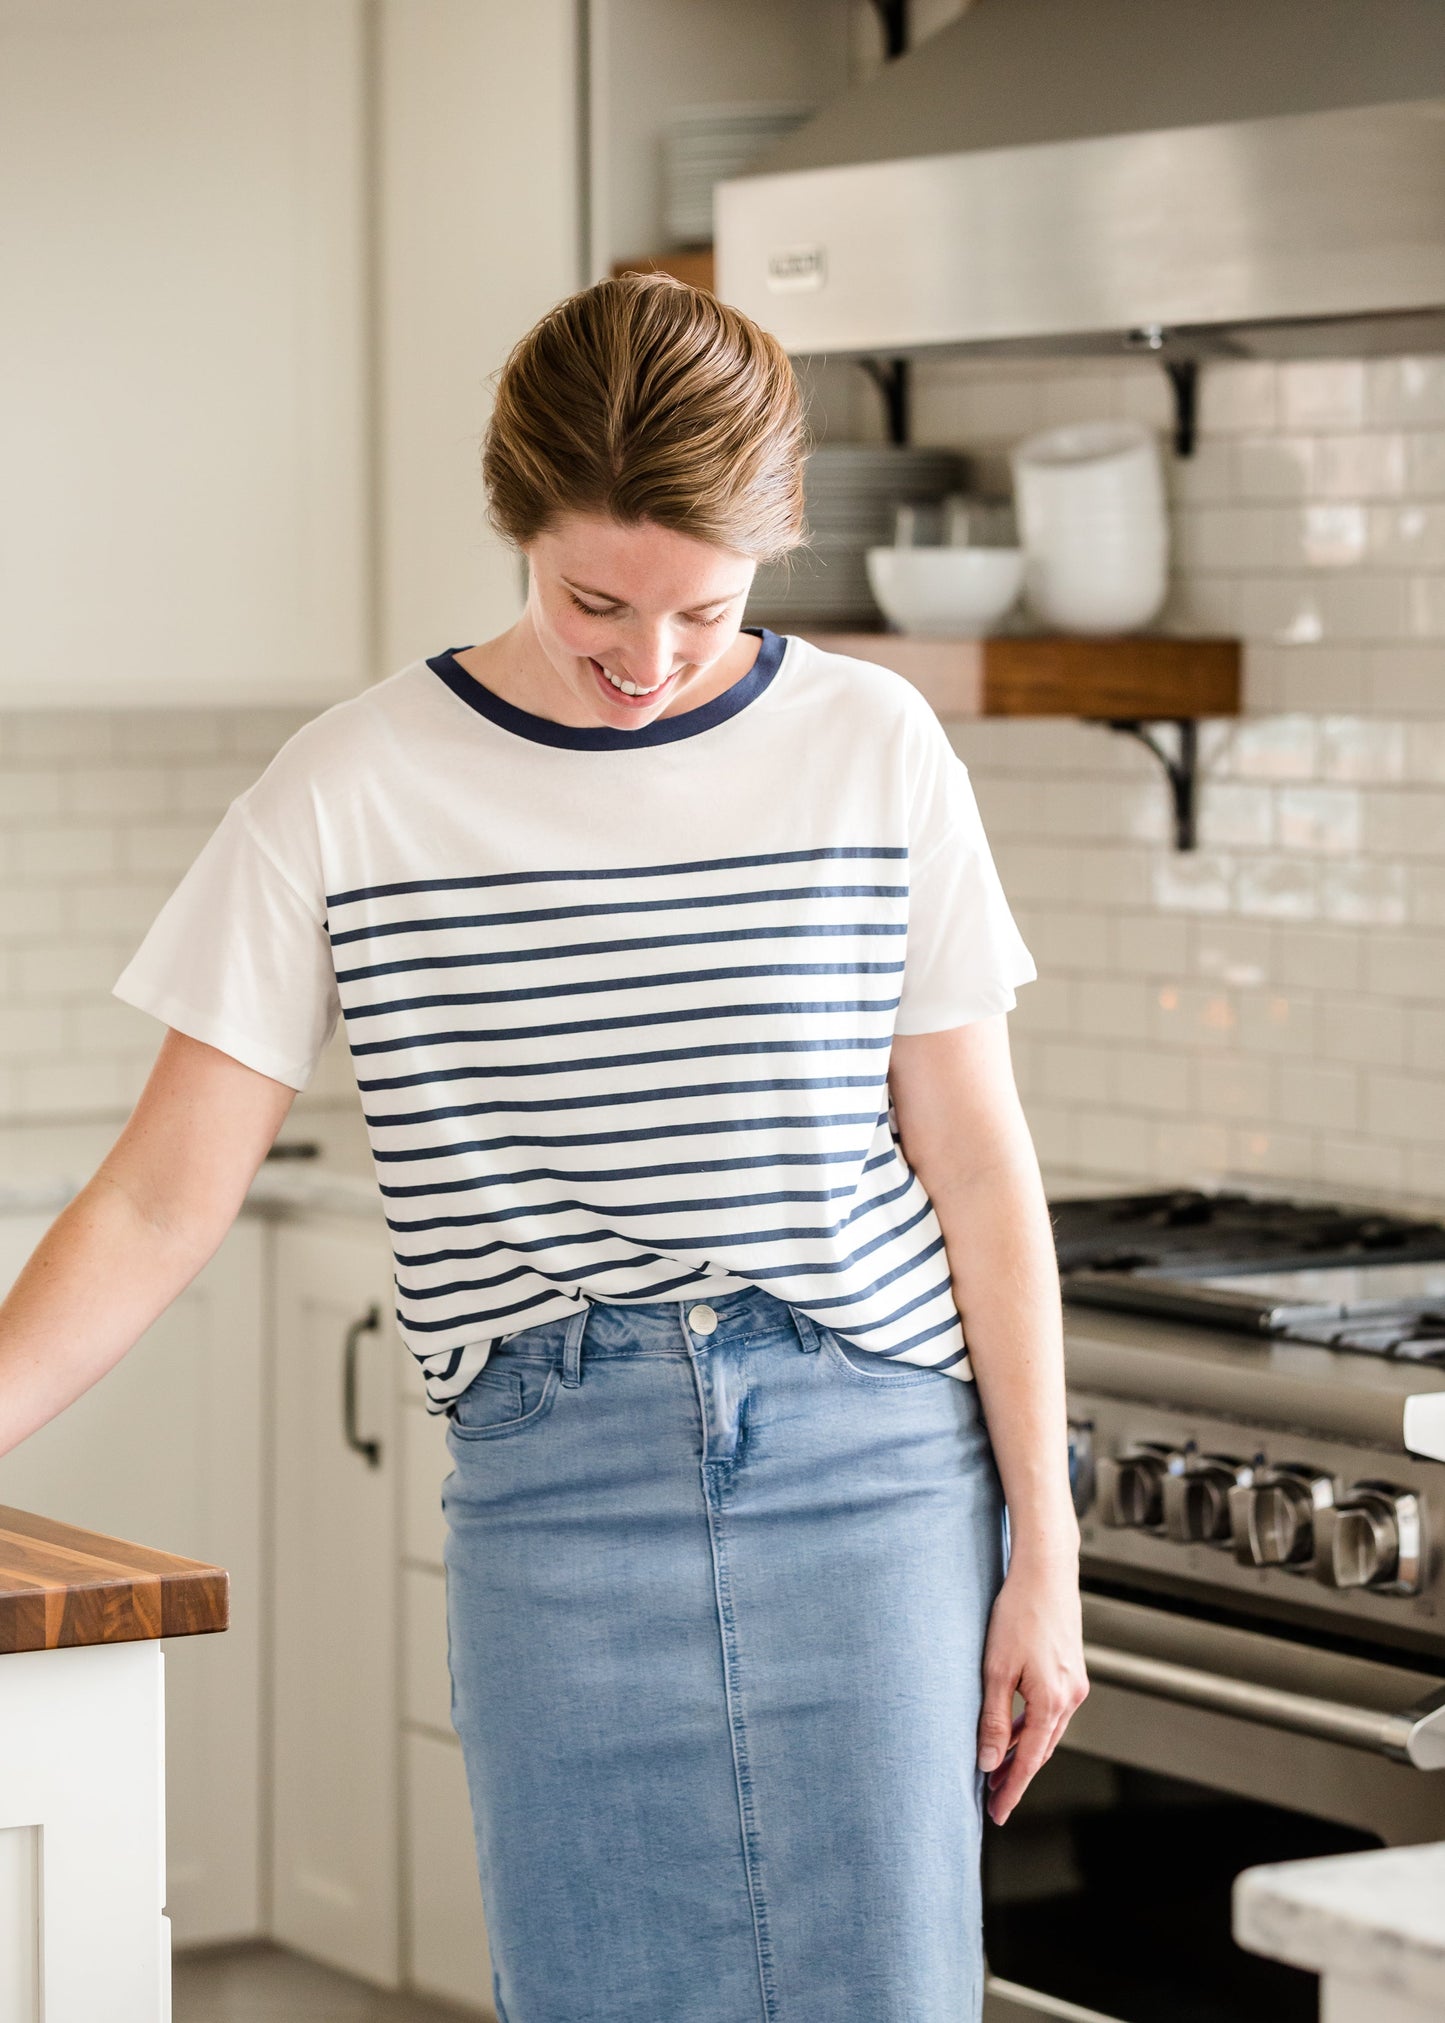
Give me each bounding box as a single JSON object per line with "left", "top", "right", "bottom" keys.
{"left": 714, "top": 0, "right": 1445, "bottom": 366}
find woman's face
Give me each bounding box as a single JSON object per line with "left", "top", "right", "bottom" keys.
{"left": 522, "top": 512, "right": 758, "bottom": 727}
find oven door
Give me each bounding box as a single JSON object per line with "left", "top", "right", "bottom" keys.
{"left": 982, "top": 1592, "right": 1445, "bottom": 2023}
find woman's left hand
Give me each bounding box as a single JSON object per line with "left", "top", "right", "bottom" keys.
{"left": 976, "top": 1555, "right": 1089, "bottom": 1826}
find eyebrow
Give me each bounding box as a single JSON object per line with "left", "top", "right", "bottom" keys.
{"left": 562, "top": 577, "right": 749, "bottom": 613}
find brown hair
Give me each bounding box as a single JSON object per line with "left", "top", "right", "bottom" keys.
{"left": 482, "top": 271, "right": 807, "bottom": 562}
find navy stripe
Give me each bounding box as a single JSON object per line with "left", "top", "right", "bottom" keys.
{"left": 330, "top": 885, "right": 908, "bottom": 951}
{"left": 363, "top": 1071, "right": 887, "bottom": 1130}
{"left": 387, "top": 1164, "right": 924, "bottom": 1255}
{"left": 326, "top": 841, "right": 908, "bottom": 912}
{"left": 348, "top": 997, "right": 901, "bottom": 1057}
{"left": 335, "top": 920, "right": 906, "bottom": 983}
{"left": 370, "top": 1110, "right": 883, "bottom": 1163}
{"left": 340, "top": 954, "right": 898, "bottom": 1019}
{"left": 355, "top": 1033, "right": 895, "bottom": 1094}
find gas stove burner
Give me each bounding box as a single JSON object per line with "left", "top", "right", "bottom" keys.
{"left": 1050, "top": 1187, "right": 1445, "bottom": 1277}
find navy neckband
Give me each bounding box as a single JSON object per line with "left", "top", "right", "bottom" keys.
{"left": 426, "top": 626, "right": 788, "bottom": 751}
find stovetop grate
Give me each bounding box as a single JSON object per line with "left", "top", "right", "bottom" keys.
{"left": 1049, "top": 1187, "right": 1445, "bottom": 1364}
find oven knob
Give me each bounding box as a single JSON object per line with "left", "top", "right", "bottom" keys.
{"left": 1066, "top": 1419, "right": 1096, "bottom": 1518}
{"left": 1315, "top": 1483, "right": 1422, "bottom": 1594}
{"left": 1162, "top": 1457, "right": 1251, "bottom": 1544}
{"left": 1095, "top": 1444, "right": 1172, "bottom": 1528}
{"left": 1229, "top": 1466, "right": 1333, "bottom": 1568}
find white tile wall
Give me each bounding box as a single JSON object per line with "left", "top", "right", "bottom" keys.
{"left": 0, "top": 706, "right": 357, "bottom": 1122}
{"left": 903, "top": 350, "right": 1444, "bottom": 1203}
{"left": 0, "top": 350, "right": 1441, "bottom": 1212}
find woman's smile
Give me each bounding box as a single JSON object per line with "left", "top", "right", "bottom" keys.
{"left": 588, "top": 655, "right": 683, "bottom": 709}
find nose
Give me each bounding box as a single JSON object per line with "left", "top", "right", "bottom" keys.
{"left": 619, "top": 626, "right": 677, "bottom": 689}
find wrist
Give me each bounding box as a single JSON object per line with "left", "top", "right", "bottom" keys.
{"left": 1005, "top": 1520, "right": 1081, "bottom": 1571}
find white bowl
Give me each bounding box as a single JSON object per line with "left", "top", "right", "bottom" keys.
{"left": 1022, "top": 544, "right": 1169, "bottom": 633}
{"left": 865, "top": 546, "right": 1025, "bottom": 636}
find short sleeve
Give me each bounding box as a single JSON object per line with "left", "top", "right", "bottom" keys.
{"left": 112, "top": 797, "right": 341, "bottom": 1090}
{"left": 894, "top": 716, "right": 1037, "bottom": 1035}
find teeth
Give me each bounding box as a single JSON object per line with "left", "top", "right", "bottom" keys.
{"left": 600, "top": 665, "right": 669, "bottom": 697}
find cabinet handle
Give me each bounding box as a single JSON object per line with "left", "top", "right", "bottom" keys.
{"left": 343, "top": 1303, "right": 382, "bottom": 1468}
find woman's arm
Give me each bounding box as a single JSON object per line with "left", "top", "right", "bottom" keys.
{"left": 0, "top": 1028, "right": 297, "bottom": 1459}
{"left": 888, "top": 1011, "right": 1088, "bottom": 1826}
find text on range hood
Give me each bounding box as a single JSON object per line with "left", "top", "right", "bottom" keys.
{"left": 713, "top": 0, "right": 1445, "bottom": 365}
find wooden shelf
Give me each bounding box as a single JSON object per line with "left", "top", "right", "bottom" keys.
{"left": 790, "top": 630, "right": 1241, "bottom": 721}
{"left": 611, "top": 249, "right": 716, "bottom": 294}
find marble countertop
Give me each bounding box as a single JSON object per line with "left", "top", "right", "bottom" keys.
{"left": 0, "top": 1104, "right": 384, "bottom": 1222}
{"left": 1, "top": 1105, "right": 1439, "bottom": 1229}
{"left": 1234, "top": 1842, "right": 1445, "bottom": 2007}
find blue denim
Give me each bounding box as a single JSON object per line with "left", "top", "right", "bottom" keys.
{"left": 441, "top": 1283, "right": 1007, "bottom": 2023}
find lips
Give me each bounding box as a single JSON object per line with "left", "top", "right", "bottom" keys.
{"left": 589, "top": 657, "right": 679, "bottom": 710}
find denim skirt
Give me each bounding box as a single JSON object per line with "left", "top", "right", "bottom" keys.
{"left": 440, "top": 1283, "right": 1007, "bottom": 2023}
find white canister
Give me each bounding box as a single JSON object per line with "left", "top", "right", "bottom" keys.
{"left": 1011, "top": 420, "right": 1170, "bottom": 633}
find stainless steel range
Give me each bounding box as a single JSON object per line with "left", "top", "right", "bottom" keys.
{"left": 982, "top": 1186, "right": 1445, "bottom": 2023}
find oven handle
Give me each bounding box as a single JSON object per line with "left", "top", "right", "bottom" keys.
{"left": 1083, "top": 1641, "right": 1445, "bottom": 1769}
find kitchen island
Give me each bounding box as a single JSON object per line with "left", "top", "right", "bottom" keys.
{"left": 0, "top": 1504, "right": 227, "bottom": 2021}
{"left": 1235, "top": 1842, "right": 1445, "bottom": 2023}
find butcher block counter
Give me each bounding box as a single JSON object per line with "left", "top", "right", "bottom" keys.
{"left": 0, "top": 1504, "right": 228, "bottom": 2021}
{"left": 0, "top": 1501, "right": 228, "bottom": 1653}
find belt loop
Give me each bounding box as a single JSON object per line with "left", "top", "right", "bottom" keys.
{"left": 790, "top": 1306, "right": 823, "bottom": 1356}
{"left": 560, "top": 1301, "right": 590, "bottom": 1387}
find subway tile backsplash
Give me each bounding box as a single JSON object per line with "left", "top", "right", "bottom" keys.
{"left": 0, "top": 352, "right": 1441, "bottom": 1208}
{"left": 910, "top": 352, "right": 1443, "bottom": 1203}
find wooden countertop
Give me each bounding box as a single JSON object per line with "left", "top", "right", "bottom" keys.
{"left": 0, "top": 1504, "right": 228, "bottom": 1654}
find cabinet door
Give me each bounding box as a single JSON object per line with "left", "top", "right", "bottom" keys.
{"left": 0, "top": 0, "right": 368, "bottom": 707}
{"left": 0, "top": 1212, "right": 265, "bottom": 1947}
{"left": 405, "top": 1731, "right": 496, "bottom": 2016}
{"left": 271, "top": 1221, "right": 400, "bottom": 1986}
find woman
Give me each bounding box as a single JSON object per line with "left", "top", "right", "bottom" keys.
{"left": 0, "top": 273, "right": 1085, "bottom": 2022}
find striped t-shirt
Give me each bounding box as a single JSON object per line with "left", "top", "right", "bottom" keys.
{"left": 112, "top": 628, "right": 1036, "bottom": 1413}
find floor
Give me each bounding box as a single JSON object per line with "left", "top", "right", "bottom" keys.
{"left": 173, "top": 1943, "right": 487, "bottom": 2022}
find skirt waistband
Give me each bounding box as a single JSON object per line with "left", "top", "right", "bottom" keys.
{"left": 490, "top": 1283, "right": 824, "bottom": 1384}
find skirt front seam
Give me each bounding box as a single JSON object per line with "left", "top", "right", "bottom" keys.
{"left": 690, "top": 1345, "right": 780, "bottom": 2023}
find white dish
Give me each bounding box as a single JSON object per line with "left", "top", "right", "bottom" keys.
{"left": 865, "top": 546, "right": 1025, "bottom": 636}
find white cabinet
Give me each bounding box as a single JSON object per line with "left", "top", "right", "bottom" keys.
{"left": 0, "top": 0, "right": 368, "bottom": 707}
{"left": 270, "top": 1216, "right": 400, "bottom": 1986}
{"left": 375, "top": 0, "right": 583, "bottom": 667}
{"left": 406, "top": 1730, "right": 496, "bottom": 2015}
{"left": 585, "top": 0, "right": 854, "bottom": 276}
{"left": 399, "top": 1362, "right": 496, "bottom": 2012}
{"left": 0, "top": 1212, "right": 266, "bottom": 1946}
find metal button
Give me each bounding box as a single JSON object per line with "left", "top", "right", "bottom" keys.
{"left": 688, "top": 1303, "right": 718, "bottom": 1335}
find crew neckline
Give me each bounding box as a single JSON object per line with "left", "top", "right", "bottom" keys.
{"left": 426, "top": 626, "right": 789, "bottom": 751}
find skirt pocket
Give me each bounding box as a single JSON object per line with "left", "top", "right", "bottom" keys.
{"left": 446, "top": 1358, "right": 560, "bottom": 1438}
{"left": 818, "top": 1323, "right": 956, "bottom": 1387}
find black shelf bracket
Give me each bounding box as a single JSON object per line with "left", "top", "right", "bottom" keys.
{"left": 858, "top": 356, "right": 911, "bottom": 445}
{"left": 1164, "top": 358, "right": 1199, "bottom": 458}
{"left": 1097, "top": 717, "right": 1200, "bottom": 851}
{"left": 868, "top": 0, "right": 909, "bottom": 58}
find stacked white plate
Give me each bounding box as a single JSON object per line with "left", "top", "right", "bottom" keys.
{"left": 1010, "top": 420, "right": 1170, "bottom": 633}
{"left": 663, "top": 102, "right": 815, "bottom": 248}
{"left": 748, "top": 445, "right": 969, "bottom": 628}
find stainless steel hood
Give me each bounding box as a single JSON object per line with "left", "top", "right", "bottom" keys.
{"left": 714, "top": 0, "right": 1445, "bottom": 364}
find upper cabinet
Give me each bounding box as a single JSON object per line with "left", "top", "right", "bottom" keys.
{"left": 0, "top": 0, "right": 370, "bottom": 709}
{"left": 588, "top": 0, "right": 854, "bottom": 281}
